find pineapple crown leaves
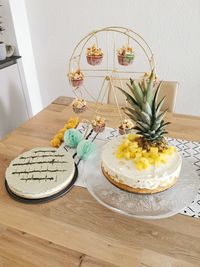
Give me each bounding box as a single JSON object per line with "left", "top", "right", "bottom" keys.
{"left": 117, "top": 70, "right": 170, "bottom": 141}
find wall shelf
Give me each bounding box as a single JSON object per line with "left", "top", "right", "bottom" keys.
{"left": 0, "top": 56, "right": 21, "bottom": 70}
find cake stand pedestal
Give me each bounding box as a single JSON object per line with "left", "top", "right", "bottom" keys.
{"left": 84, "top": 148, "right": 199, "bottom": 219}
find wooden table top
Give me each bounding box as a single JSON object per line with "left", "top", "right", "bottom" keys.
{"left": 0, "top": 96, "right": 200, "bottom": 267}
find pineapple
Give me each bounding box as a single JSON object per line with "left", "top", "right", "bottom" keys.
{"left": 117, "top": 70, "right": 170, "bottom": 148}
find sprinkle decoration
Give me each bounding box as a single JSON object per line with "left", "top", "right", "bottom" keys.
{"left": 64, "top": 129, "right": 82, "bottom": 148}
{"left": 50, "top": 117, "right": 79, "bottom": 148}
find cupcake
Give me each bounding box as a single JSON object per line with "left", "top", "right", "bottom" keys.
{"left": 119, "top": 119, "right": 134, "bottom": 135}
{"left": 86, "top": 44, "right": 103, "bottom": 66}
{"left": 117, "top": 45, "right": 134, "bottom": 66}
{"left": 68, "top": 70, "right": 84, "bottom": 87}
{"left": 72, "top": 98, "right": 87, "bottom": 113}
{"left": 142, "top": 72, "right": 159, "bottom": 86}
{"left": 91, "top": 116, "right": 105, "bottom": 133}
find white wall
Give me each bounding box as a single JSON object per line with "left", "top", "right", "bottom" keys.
{"left": 0, "top": 1, "right": 30, "bottom": 138}
{"left": 0, "top": 64, "right": 29, "bottom": 138}
{"left": 20, "top": 0, "right": 200, "bottom": 115}
{"left": 9, "top": 0, "right": 43, "bottom": 116}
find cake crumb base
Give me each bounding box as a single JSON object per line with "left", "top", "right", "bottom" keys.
{"left": 101, "top": 166, "right": 178, "bottom": 194}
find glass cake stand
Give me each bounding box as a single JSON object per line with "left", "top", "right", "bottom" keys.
{"left": 84, "top": 147, "right": 199, "bottom": 219}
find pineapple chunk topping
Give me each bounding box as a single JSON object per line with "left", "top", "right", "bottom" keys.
{"left": 115, "top": 134, "right": 176, "bottom": 171}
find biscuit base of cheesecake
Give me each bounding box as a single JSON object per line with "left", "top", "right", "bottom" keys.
{"left": 102, "top": 166, "right": 178, "bottom": 194}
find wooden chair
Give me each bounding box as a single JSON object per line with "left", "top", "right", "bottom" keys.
{"left": 108, "top": 78, "right": 178, "bottom": 112}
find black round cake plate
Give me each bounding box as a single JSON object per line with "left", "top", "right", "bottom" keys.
{"left": 5, "top": 164, "right": 78, "bottom": 204}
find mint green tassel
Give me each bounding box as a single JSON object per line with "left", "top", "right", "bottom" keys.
{"left": 64, "top": 129, "right": 82, "bottom": 148}
{"left": 77, "top": 140, "right": 96, "bottom": 160}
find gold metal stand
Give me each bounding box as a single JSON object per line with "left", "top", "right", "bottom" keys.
{"left": 68, "top": 26, "right": 156, "bottom": 123}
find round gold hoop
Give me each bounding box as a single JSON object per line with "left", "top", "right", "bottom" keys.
{"left": 68, "top": 26, "right": 156, "bottom": 122}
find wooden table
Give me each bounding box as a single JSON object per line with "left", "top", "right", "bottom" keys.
{"left": 0, "top": 96, "right": 200, "bottom": 267}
